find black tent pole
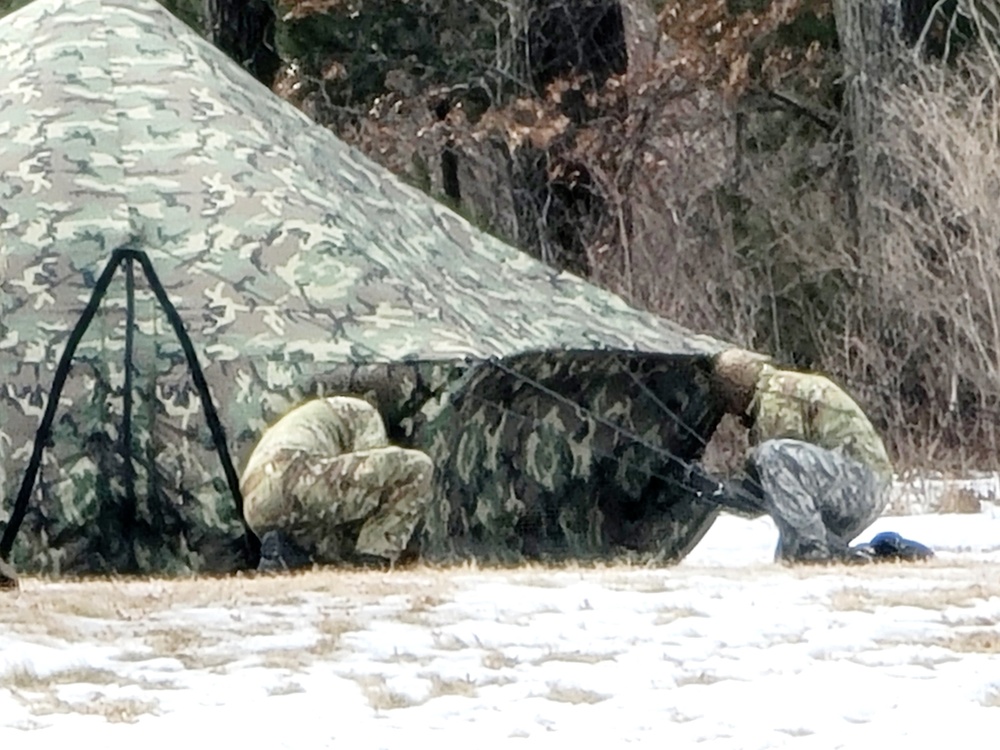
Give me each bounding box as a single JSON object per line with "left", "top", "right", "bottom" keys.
{"left": 131, "top": 250, "right": 259, "bottom": 567}
{"left": 0, "top": 248, "right": 127, "bottom": 561}
{"left": 121, "top": 255, "right": 138, "bottom": 572}
{"left": 3, "top": 247, "right": 258, "bottom": 569}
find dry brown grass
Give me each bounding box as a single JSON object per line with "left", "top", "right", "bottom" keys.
{"left": 936, "top": 630, "right": 1000, "bottom": 654}
{"left": 675, "top": 671, "right": 726, "bottom": 687}
{"left": 481, "top": 650, "right": 519, "bottom": 670}
{"left": 477, "top": 673, "right": 517, "bottom": 688}
{"left": 393, "top": 593, "right": 452, "bottom": 626}
{"left": 2, "top": 665, "right": 121, "bottom": 690}
{"left": 531, "top": 650, "right": 620, "bottom": 666}
{"left": 304, "top": 613, "right": 356, "bottom": 657}
{"left": 144, "top": 625, "right": 221, "bottom": 655}
{"left": 654, "top": 605, "right": 707, "bottom": 625}
{"left": 267, "top": 681, "right": 306, "bottom": 697}
{"left": 139, "top": 625, "right": 234, "bottom": 671}
{"left": 830, "top": 582, "right": 1000, "bottom": 613}
{"left": 874, "top": 629, "right": 1000, "bottom": 656}
{"left": 350, "top": 673, "right": 421, "bottom": 711}
{"left": 544, "top": 683, "right": 610, "bottom": 704}
{"left": 430, "top": 631, "right": 470, "bottom": 651}
{"left": 12, "top": 687, "right": 160, "bottom": 723}
{"left": 409, "top": 593, "right": 447, "bottom": 611}
{"left": 936, "top": 487, "right": 985, "bottom": 515}
{"left": 256, "top": 649, "right": 315, "bottom": 671}
{"left": 828, "top": 587, "right": 874, "bottom": 612}
{"left": 379, "top": 650, "right": 435, "bottom": 666}
{"left": 2, "top": 664, "right": 179, "bottom": 693}
{"left": 422, "top": 673, "right": 478, "bottom": 699}
{"left": 40, "top": 695, "right": 158, "bottom": 723}
{"left": 6, "top": 567, "right": 450, "bottom": 617}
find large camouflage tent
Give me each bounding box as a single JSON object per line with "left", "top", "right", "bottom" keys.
{"left": 0, "top": 0, "right": 731, "bottom": 576}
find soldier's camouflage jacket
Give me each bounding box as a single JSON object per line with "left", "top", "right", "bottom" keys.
{"left": 0, "top": 0, "right": 729, "bottom": 575}
{"left": 750, "top": 365, "right": 894, "bottom": 480}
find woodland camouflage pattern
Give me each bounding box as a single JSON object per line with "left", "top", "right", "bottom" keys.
{"left": 240, "top": 396, "right": 433, "bottom": 563}
{"left": 0, "top": 0, "right": 728, "bottom": 575}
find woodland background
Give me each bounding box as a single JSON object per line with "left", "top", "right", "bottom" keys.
{"left": 4, "top": 0, "right": 1000, "bottom": 472}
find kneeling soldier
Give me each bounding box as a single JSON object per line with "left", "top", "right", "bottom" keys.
{"left": 697, "top": 349, "right": 893, "bottom": 564}
{"left": 240, "top": 396, "right": 433, "bottom": 571}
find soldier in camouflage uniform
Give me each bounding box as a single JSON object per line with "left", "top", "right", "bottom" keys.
{"left": 700, "top": 349, "right": 893, "bottom": 563}
{"left": 240, "top": 396, "right": 433, "bottom": 570}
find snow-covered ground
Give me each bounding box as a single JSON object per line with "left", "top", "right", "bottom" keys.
{"left": 2, "top": 502, "right": 999, "bottom": 748}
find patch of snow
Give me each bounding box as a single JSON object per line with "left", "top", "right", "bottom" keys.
{"left": 2, "top": 504, "right": 1000, "bottom": 747}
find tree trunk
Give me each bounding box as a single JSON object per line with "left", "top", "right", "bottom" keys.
{"left": 204, "top": 0, "right": 280, "bottom": 86}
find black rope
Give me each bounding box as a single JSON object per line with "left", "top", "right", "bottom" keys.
{"left": 1, "top": 248, "right": 126, "bottom": 561}
{"left": 455, "top": 387, "right": 731, "bottom": 511}
{"left": 131, "top": 250, "right": 259, "bottom": 566}
{"left": 472, "top": 356, "right": 739, "bottom": 503}
{"left": 120, "top": 254, "right": 138, "bottom": 572}
{"left": 483, "top": 356, "right": 698, "bottom": 471}
{"left": 615, "top": 355, "right": 769, "bottom": 501}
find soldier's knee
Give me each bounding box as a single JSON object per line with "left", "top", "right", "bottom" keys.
{"left": 749, "top": 439, "right": 795, "bottom": 475}
{"left": 397, "top": 449, "right": 434, "bottom": 483}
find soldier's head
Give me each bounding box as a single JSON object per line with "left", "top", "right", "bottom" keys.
{"left": 711, "top": 348, "right": 770, "bottom": 421}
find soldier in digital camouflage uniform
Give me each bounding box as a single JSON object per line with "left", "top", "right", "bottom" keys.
{"left": 240, "top": 396, "right": 434, "bottom": 570}
{"left": 696, "top": 349, "right": 893, "bottom": 563}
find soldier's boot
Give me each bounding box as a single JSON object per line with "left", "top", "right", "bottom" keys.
{"left": 257, "top": 530, "right": 311, "bottom": 573}
{"left": 0, "top": 558, "right": 19, "bottom": 592}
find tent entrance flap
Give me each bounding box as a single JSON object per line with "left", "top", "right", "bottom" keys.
{"left": 0, "top": 248, "right": 256, "bottom": 568}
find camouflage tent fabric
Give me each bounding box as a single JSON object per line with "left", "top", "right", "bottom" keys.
{"left": 0, "top": 0, "right": 729, "bottom": 576}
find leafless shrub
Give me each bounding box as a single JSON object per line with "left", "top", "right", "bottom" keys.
{"left": 936, "top": 486, "right": 984, "bottom": 514}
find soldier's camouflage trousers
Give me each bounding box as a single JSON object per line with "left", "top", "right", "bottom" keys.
{"left": 711, "top": 438, "right": 889, "bottom": 563}
{"left": 241, "top": 447, "right": 434, "bottom": 563}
